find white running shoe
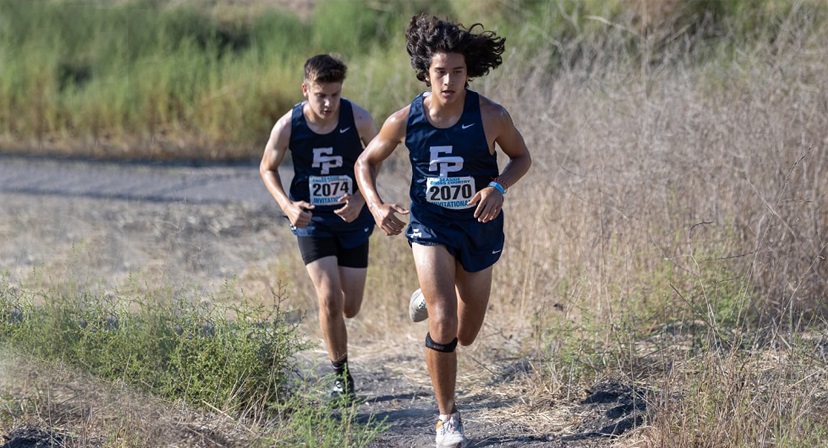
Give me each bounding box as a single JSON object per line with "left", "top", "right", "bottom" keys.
{"left": 435, "top": 412, "right": 469, "bottom": 447}
{"left": 409, "top": 288, "right": 428, "bottom": 322}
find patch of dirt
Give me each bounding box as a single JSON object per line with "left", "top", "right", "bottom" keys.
{"left": 560, "top": 382, "right": 649, "bottom": 443}
{"left": 0, "top": 349, "right": 257, "bottom": 448}
{"left": 1, "top": 426, "right": 73, "bottom": 448}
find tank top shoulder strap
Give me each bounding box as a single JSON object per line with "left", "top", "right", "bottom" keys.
{"left": 290, "top": 101, "right": 305, "bottom": 128}
{"left": 462, "top": 90, "right": 480, "bottom": 117}
{"left": 407, "top": 93, "right": 428, "bottom": 128}
{"left": 339, "top": 98, "right": 355, "bottom": 128}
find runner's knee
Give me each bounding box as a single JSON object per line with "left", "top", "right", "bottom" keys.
{"left": 342, "top": 298, "right": 360, "bottom": 318}
{"left": 457, "top": 334, "right": 476, "bottom": 347}
{"left": 317, "top": 291, "right": 344, "bottom": 315}
{"left": 425, "top": 332, "right": 458, "bottom": 353}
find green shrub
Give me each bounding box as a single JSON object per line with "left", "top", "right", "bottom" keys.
{"left": 0, "top": 281, "right": 304, "bottom": 417}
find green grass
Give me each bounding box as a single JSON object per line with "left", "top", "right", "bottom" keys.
{"left": 0, "top": 278, "right": 386, "bottom": 446}
{"left": 0, "top": 280, "right": 296, "bottom": 412}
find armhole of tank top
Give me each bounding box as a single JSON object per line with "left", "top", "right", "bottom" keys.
{"left": 287, "top": 105, "right": 298, "bottom": 149}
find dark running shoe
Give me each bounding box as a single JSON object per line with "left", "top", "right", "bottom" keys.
{"left": 331, "top": 372, "right": 356, "bottom": 403}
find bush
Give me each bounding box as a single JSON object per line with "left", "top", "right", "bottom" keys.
{"left": 0, "top": 281, "right": 304, "bottom": 418}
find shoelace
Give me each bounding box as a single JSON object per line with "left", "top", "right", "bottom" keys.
{"left": 437, "top": 417, "right": 460, "bottom": 433}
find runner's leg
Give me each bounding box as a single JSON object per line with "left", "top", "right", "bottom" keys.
{"left": 305, "top": 256, "right": 347, "bottom": 362}
{"left": 412, "top": 243, "right": 459, "bottom": 416}
{"left": 339, "top": 266, "right": 367, "bottom": 318}
{"left": 455, "top": 264, "right": 493, "bottom": 346}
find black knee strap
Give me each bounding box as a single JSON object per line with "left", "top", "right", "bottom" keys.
{"left": 425, "top": 332, "right": 458, "bottom": 353}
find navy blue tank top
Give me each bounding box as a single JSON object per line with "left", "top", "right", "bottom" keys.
{"left": 406, "top": 90, "right": 498, "bottom": 218}
{"left": 289, "top": 99, "right": 364, "bottom": 211}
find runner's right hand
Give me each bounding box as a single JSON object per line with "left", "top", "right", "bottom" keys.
{"left": 370, "top": 203, "right": 409, "bottom": 236}
{"left": 286, "top": 201, "right": 314, "bottom": 227}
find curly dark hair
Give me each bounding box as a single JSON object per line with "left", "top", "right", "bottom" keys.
{"left": 405, "top": 14, "right": 505, "bottom": 86}
{"left": 304, "top": 54, "right": 347, "bottom": 84}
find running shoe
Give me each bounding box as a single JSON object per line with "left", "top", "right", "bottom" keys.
{"left": 435, "top": 412, "right": 469, "bottom": 447}
{"left": 409, "top": 288, "right": 428, "bottom": 322}
{"left": 331, "top": 372, "right": 356, "bottom": 403}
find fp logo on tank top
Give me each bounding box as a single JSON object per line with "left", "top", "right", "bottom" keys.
{"left": 312, "top": 147, "right": 343, "bottom": 174}
{"left": 426, "top": 146, "right": 475, "bottom": 210}
{"left": 429, "top": 146, "right": 463, "bottom": 176}
{"left": 309, "top": 147, "right": 348, "bottom": 205}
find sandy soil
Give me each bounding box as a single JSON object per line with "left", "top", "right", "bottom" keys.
{"left": 0, "top": 157, "right": 641, "bottom": 447}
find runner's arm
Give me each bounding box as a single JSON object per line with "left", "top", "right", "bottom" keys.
{"left": 355, "top": 107, "right": 411, "bottom": 235}
{"left": 470, "top": 101, "right": 532, "bottom": 222}
{"left": 490, "top": 105, "right": 532, "bottom": 189}
{"left": 333, "top": 102, "right": 379, "bottom": 222}
{"left": 259, "top": 112, "right": 315, "bottom": 227}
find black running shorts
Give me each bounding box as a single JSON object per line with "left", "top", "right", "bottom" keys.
{"left": 297, "top": 236, "right": 369, "bottom": 268}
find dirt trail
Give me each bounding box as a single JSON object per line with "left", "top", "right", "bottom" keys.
{"left": 0, "top": 156, "right": 638, "bottom": 447}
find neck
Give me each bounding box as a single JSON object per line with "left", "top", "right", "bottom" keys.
{"left": 424, "top": 89, "right": 466, "bottom": 128}
{"left": 304, "top": 104, "right": 338, "bottom": 132}
{"left": 427, "top": 88, "right": 465, "bottom": 112}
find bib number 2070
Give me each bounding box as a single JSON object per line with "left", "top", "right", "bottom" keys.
{"left": 425, "top": 176, "right": 474, "bottom": 210}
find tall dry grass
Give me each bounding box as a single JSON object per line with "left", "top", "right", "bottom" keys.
{"left": 453, "top": 5, "right": 827, "bottom": 445}
{"left": 481, "top": 1, "right": 826, "bottom": 327}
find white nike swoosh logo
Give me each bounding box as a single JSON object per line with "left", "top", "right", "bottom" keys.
{"left": 461, "top": 123, "right": 474, "bottom": 129}
{"left": 340, "top": 127, "right": 351, "bottom": 133}
{"left": 491, "top": 249, "right": 502, "bottom": 254}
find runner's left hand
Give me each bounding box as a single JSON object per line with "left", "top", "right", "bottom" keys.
{"left": 469, "top": 187, "right": 503, "bottom": 223}
{"left": 334, "top": 193, "right": 365, "bottom": 223}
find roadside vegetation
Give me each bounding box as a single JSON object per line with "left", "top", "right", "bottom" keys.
{"left": 494, "top": 1, "right": 828, "bottom": 445}
{"left": 1, "top": 0, "right": 827, "bottom": 446}
{"left": 0, "top": 279, "right": 387, "bottom": 446}
{"left": 1, "top": 0, "right": 822, "bottom": 160}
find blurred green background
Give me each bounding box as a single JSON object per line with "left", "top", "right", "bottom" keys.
{"left": 0, "top": 0, "right": 824, "bottom": 160}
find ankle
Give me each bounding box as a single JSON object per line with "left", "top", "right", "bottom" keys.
{"left": 331, "top": 356, "right": 349, "bottom": 376}
{"left": 439, "top": 411, "right": 460, "bottom": 422}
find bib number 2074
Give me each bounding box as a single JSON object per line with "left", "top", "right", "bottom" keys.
{"left": 309, "top": 175, "right": 352, "bottom": 205}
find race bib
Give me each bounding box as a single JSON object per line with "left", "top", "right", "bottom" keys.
{"left": 309, "top": 175, "right": 352, "bottom": 206}
{"left": 425, "top": 176, "right": 475, "bottom": 210}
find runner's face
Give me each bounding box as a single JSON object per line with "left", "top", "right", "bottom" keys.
{"left": 302, "top": 81, "right": 342, "bottom": 120}
{"left": 428, "top": 52, "right": 468, "bottom": 103}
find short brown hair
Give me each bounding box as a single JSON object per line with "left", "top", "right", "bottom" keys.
{"left": 304, "top": 54, "right": 347, "bottom": 84}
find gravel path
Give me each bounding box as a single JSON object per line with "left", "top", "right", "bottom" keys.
{"left": 0, "top": 154, "right": 278, "bottom": 205}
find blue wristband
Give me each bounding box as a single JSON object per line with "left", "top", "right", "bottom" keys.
{"left": 487, "top": 181, "right": 506, "bottom": 195}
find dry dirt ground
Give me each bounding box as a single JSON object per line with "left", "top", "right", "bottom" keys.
{"left": 0, "top": 156, "right": 644, "bottom": 447}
